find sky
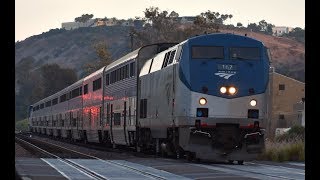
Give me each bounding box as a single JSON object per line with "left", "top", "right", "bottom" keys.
{"left": 15, "top": 0, "right": 305, "bottom": 42}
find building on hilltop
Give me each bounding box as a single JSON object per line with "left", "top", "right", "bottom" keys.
{"left": 272, "top": 26, "right": 294, "bottom": 36}
{"left": 174, "top": 16, "right": 196, "bottom": 30}
{"left": 121, "top": 21, "right": 134, "bottom": 27}
{"left": 177, "top": 16, "right": 196, "bottom": 24}
{"left": 105, "top": 18, "right": 117, "bottom": 26}
{"left": 61, "top": 18, "right": 139, "bottom": 30}
{"left": 61, "top": 16, "right": 197, "bottom": 30}
{"left": 61, "top": 19, "right": 95, "bottom": 30}
{"left": 93, "top": 19, "right": 106, "bottom": 26}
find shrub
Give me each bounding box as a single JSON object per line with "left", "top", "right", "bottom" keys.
{"left": 288, "top": 125, "right": 305, "bottom": 136}
{"left": 276, "top": 125, "right": 305, "bottom": 142}
{"left": 259, "top": 138, "right": 304, "bottom": 162}
{"left": 15, "top": 119, "right": 29, "bottom": 132}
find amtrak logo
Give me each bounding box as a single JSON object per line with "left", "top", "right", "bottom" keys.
{"left": 214, "top": 72, "right": 236, "bottom": 79}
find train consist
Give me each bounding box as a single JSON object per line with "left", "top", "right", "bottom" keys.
{"left": 28, "top": 33, "right": 270, "bottom": 164}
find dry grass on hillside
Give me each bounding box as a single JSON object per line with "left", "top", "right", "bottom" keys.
{"left": 220, "top": 28, "right": 305, "bottom": 64}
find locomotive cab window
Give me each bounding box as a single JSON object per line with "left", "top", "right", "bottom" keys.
{"left": 192, "top": 46, "right": 224, "bottom": 59}
{"left": 229, "top": 47, "right": 260, "bottom": 60}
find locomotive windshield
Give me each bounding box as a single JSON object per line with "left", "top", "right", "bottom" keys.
{"left": 191, "top": 46, "right": 224, "bottom": 59}
{"left": 229, "top": 47, "right": 260, "bottom": 60}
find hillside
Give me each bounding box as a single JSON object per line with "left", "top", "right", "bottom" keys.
{"left": 220, "top": 28, "right": 305, "bottom": 82}
{"left": 15, "top": 26, "right": 305, "bottom": 82}
{"left": 15, "top": 26, "right": 133, "bottom": 77}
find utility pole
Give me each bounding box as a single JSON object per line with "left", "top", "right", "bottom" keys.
{"left": 129, "top": 32, "right": 134, "bottom": 51}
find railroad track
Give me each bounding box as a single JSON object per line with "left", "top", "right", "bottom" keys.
{"left": 16, "top": 133, "right": 304, "bottom": 179}
{"left": 17, "top": 132, "right": 165, "bottom": 159}
{"left": 15, "top": 135, "right": 171, "bottom": 180}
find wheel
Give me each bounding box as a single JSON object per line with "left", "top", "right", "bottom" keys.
{"left": 186, "top": 152, "right": 193, "bottom": 161}
{"left": 160, "top": 148, "right": 168, "bottom": 158}
{"left": 237, "top": 160, "right": 244, "bottom": 165}
{"left": 136, "top": 145, "right": 141, "bottom": 152}
{"left": 176, "top": 150, "right": 181, "bottom": 159}
{"left": 228, "top": 160, "right": 234, "bottom": 164}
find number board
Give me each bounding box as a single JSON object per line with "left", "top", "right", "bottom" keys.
{"left": 217, "top": 64, "right": 237, "bottom": 71}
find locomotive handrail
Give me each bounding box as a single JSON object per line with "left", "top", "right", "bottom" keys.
{"left": 191, "top": 130, "right": 211, "bottom": 138}
{"left": 244, "top": 132, "right": 262, "bottom": 139}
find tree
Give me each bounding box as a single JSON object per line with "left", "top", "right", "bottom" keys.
{"left": 200, "top": 10, "right": 233, "bottom": 25}
{"left": 283, "top": 27, "right": 305, "bottom": 43}
{"left": 193, "top": 15, "right": 207, "bottom": 27}
{"left": 40, "top": 63, "right": 78, "bottom": 97}
{"left": 75, "top": 14, "right": 94, "bottom": 23}
{"left": 202, "top": 11, "right": 215, "bottom": 23}
{"left": 15, "top": 62, "right": 78, "bottom": 121}
{"left": 258, "top": 20, "right": 268, "bottom": 31}
{"left": 258, "top": 20, "right": 274, "bottom": 35}
{"left": 169, "top": 11, "right": 179, "bottom": 18}
{"left": 193, "top": 10, "right": 233, "bottom": 32}
{"left": 16, "top": 56, "right": 36, "bottom": 83}
{"left": 237, "top": 22, "right": 243, "bottom": 27}
{"left": 143, "top": 6, "right": 160, "bottom": 25}
{"left": 219, "top": 14, "right": 229, "bottom": 23}
{"left": 135, "top": 7, "right": 234, "bottom": 45}
{"left": 15, "top": 56, "right": 39, "bottom": 121}
{"left": 83, "top": 41, "right": 113, "bottom": 76}
{"left": 266, "top": 23, "right": 275, "bottom": 35}
{"left": 247, "top": 23, "right": 261, "bottom": 32}
{"left": 140, "top": 7, "right": 182, "bottom": 42}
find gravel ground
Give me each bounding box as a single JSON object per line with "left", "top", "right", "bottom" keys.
{"left": 26, "top": 135, "right": 152, "bottom": 160}
{"left": 15, "top": 143, "right": 37, "bottom": 158}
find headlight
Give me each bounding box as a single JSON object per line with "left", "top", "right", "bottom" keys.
{"left": 199, "top": 97, "right": 207, "bottom": 105}
{"left": 220, "top": 87, "right": 227, "bottom": 94}
{"left": 228, "top": 87, "right": 237, "bottom": 95}
{"left": 250, "top": 99, "right": 257, "bottom": 106}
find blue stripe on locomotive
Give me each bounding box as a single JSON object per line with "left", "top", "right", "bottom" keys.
{"left": 179, "top": 33, "right": 269, "bottom": 98}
